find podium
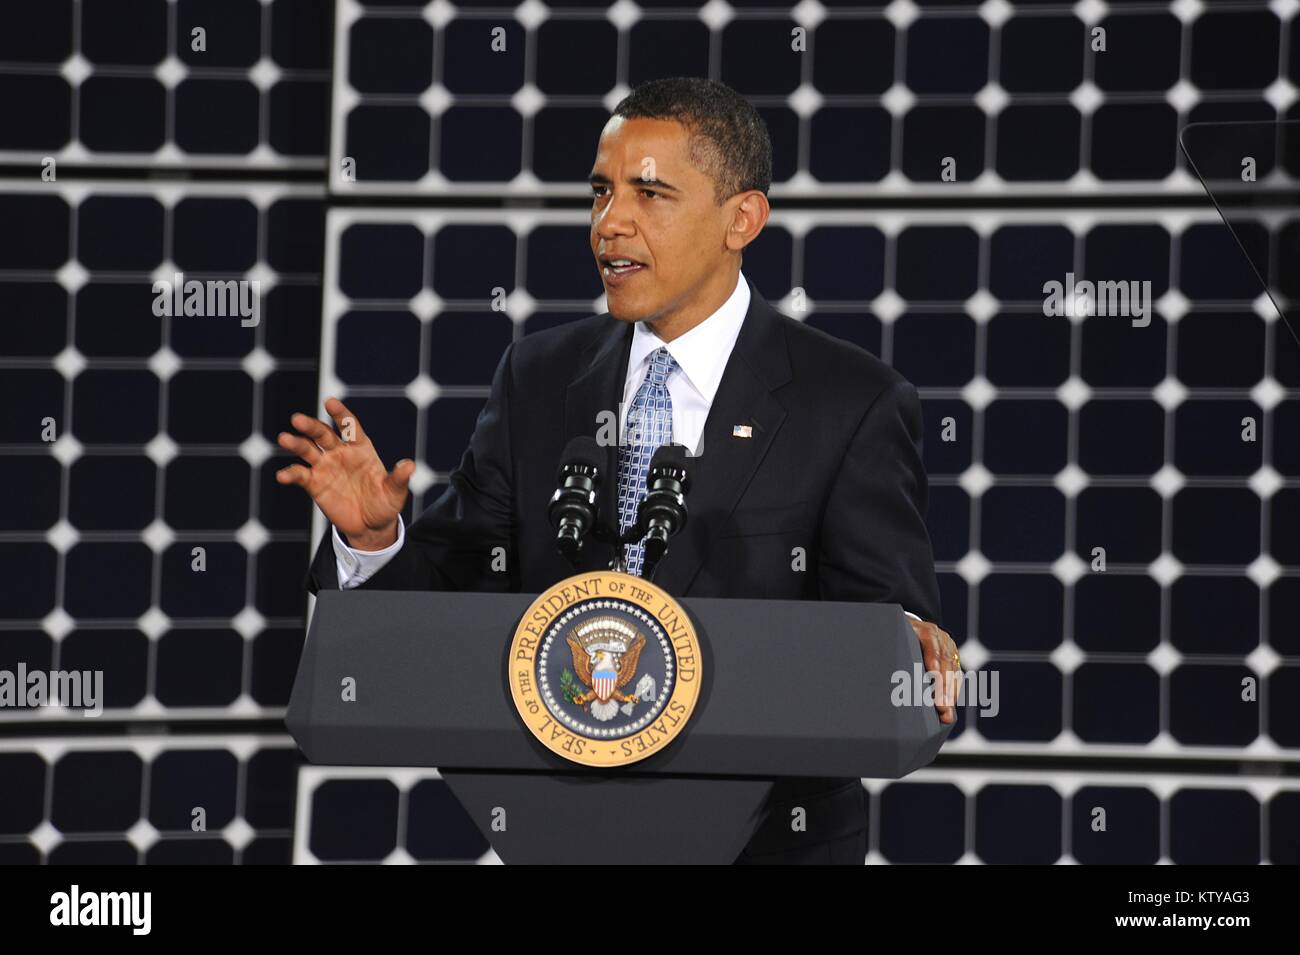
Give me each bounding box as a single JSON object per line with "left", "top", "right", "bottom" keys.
{"left": 287, "top": 589, "right": 952, "bottom": 863}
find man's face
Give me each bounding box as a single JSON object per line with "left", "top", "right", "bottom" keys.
{"left": 589, "top": 116, "right": 735, "bottom": 325}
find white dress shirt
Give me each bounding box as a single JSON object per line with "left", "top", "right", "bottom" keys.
{"left": 331, "top": 269, "right": 921, "bottom": 623}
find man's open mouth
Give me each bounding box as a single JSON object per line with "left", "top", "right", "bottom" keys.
{"left": 600, "top": 255, "right": 646, "bottom": 277}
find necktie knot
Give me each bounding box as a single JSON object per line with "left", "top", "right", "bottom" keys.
{"left": 646, "top": 347, "right": 678, "bottom": 386}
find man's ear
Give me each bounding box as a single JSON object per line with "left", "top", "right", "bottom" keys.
{"left": 725, "top": 190, "right": 771, "bottom": 252}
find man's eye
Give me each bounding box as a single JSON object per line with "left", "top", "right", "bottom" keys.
{"left": 640, "top": 189, "right": 658, "bottom": 199}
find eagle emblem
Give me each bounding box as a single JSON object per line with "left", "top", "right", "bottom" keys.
{"left": 564, "top": 617, "right": 657, "bottom": 722}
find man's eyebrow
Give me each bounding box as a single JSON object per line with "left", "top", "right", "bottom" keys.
{"left": 587, "top": 173, "right": 681, "bottom": 193}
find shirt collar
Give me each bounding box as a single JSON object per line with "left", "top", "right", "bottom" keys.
{"left": 627, "top": 270, "right": 751, "bottom": 404}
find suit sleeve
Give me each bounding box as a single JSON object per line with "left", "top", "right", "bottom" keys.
{"left": 305, "top": 342, "right": 521, "bottom": 595}
{"left": 817, "top": 378, "right": 942, "bottom": 625}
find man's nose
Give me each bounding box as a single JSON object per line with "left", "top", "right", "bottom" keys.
{"left": 594, "top": 188, "right": 636, "bottom": 238}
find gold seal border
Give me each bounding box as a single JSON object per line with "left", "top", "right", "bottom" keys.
{"left": 507, "top": 570, "right": 702, "bottom": 768}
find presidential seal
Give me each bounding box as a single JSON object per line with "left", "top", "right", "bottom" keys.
{"left": 507, "top": 570, "right": 702, "bottom": 768}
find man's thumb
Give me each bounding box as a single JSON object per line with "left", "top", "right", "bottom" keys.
{"left": 388, "top": 458, "right": 415, "bottom": 490}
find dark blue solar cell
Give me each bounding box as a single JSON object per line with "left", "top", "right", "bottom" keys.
{"left": 996, "top": 105, "right": 1081, "bottom": 181}
{"left": 0, "top": 195, "right": 69, "bottom": 270}
{"left": 71, "top": 369, "right": 159, "bottom": 442}
{"left": 758, "top": 106, "right": 799, "bottom": 184}
{"left": 346, "top": 105, "right": 430, "bottom": 181}
{"left": 0, "top": 633, "right": 53, "bottom": 707}
{"left": 251, "top": 628, "right": 305, "bottom": 705}
{"left": 438, "top": 105, "right": 521, "bottom": 182}
{"left": 424, "top": 397, "right": 488, "bottom": 471}
{"left": 919, "top": 397, "right": 973, "bottom": 475}
{"left": 894, "top": 314, "right": 975, "bottom": 387}
{"left": 82, "top": 0, "right": 167, "bottom": 65}
{"left": 349, "top": 16, "right": 433, "bottom": 93}
{"left": 51, "top": 751, "right": 142, "bottom": 832}
{"left": 341, "top": 396, "right": 416, "bottom": 466}
{"left": 809, "top": 107, "right": 891, "bottom": 182}
{"left": 1071, "top": 786, "right": 1160, "bottom": 864}
{"left": 427, "top": 312, "right": 512, "bottom": 386}
{"left": 164, "top": 456, "right": 251, "bottom": 529}
{"left": 175, "top": 80, "right": 260, "bottom": 154}
{"left": 999, "top": 16, "right": 1083, "bottom": 92}
{"left": 0, "top": 75, "right": 72, "bottom": 149}
{"left": 406, "top": 779, "right": 490, "bottom": 861}
{"left": 744, "top": 229, "right": 793, "bottom": 300}
{"left": 147, "top": 839, "right": 234, "bottom": 864}
{"left": 79, "top": 77, "right": 166, "bottom": 152}
{"left": 1075, "top": 487, "right": 1163, "bottom": 563}
{"left": 1269, "top": 578, "right": 1300, "bottom": 655}
{"left": 173, "top": 199, "right": 259, "bottom": 272}
{"left": 76, "top": 282, "right": 163, "bottom": 357}
{"left": 1171, "top": 576, "right": 1260, "bottom": 655}
{"left": 524, "top": 311, "right": 586, "bottom": 336}
{"left": 1074, "top": 574, "right": 1161, "bottom": 652}
{"left": 78, "top": 196, "right": 165, "bottom": 270}
{"left": 160, "top": 543, "right": 248, "bottom": 618}
{"left": 1191, "top": 11, "right": 1280, "bottom": 91}
{"left": 975, "top": 660, "right": 1062, "bottom": 742}
{"left": 1073, "top": 663, "right": 1159, "bottom": 744}
{"left": 255, "top": 541, "right": 309, "bottom": 617}
{"left": 245, "top": 748, "right": 301, "bottom": 828}
{"left": 805, "top": 313, "right": 881, "bottom": 356}
{"left": 813, "top": 17, "right": 894, "bottom": 94}
{"left": 156, "top": 629, "right": 244, "bottom": 705}
{"left": 336, "top": 310, "right": 421, "bottom": 385}
{"left": 536, "top": 19, "right": 617, "bottom": 94}
{"left": 2, "top": 369, "right": 64, "bottom": 441}
{"left": 442, "top": 19, "right": 524, "bottom": 94}
{"left": 263, "top": 286, "right": 323, "bottom": 359}
{"left": 266, "top": 198, "right": 325, "bottom": 274}
{"left": 0, "top": 544, "right": 57, "bottom": 618}
{"left": 1091, "top": 104, "right": 1178, "bottom": 180}
{"left": 1170, "top": 664, "right": 1259, "bottom": 746}
{"left": 985, "top": 314, "right": 1071, "bottom": 386}
{"left": 49, "top": 841, "right": 137, "bottom": 864}
{"left": 531, "top": 107, "right": 607, "bottom": 183}
{"left": 1272, "top": 488, "right": 1300, "bottom": 566}
{"left": 1176, "top": 312, "right": 1265, "bottom": 387}
{"left": 1180, "top": 222, "right": 1269, "bottom": 301}
{"left": 1269, "top": 668, "right": 1300, "bottom": 747}
{"left": 976, "top": 785, "right": 1062, "bottom": 863}
{"left": 0, "top": 753, "right": 45, "bottom": 835}
{"left": 431, "top": 225, "right": 515, "bottom": 300}
{"left": 310, "top": 779, "right": 399, "bottom": 861}
{"left": 69, "top": 456, "right": 156, "bottom": 530}
{"left": 937, "top": 573, "right": 967, "bottom": 637}
{"left": 896, "top": 227, "right": 979, "bottom": 301}
{"left": 177, "top": 0, "right": 261, "bottom": 67}
{"left": 983, "top": 400, "right": 1068, "bottom": 474}
{"left": 1083, "top": 224, "right": 1170, "bottom": 296}
{"left": 1094, "top": 14, "right": 1181, "bottom": 92}
{"left": 979, "top": 574, "right": 1063, "bottom": 651}
{"left": 1170, "top": 789, "right": 1260, "bottom": 864}
{"left": 525, "top": 226, "right": 602, "bottom": 299}
{"left": 1271, "top": 791, "right": 1300, "bottom": 863}
{"left": 60, "top": 629, "right": 148, "bottom": 708}
{"left": 926, "top": 485, "right": 970, "bottom": 562}
{"left": 260, "top": 368, "right": 317, "bottom": 444}
{"left": 878, "top": 783, "right": 965, "bottom": 863}
{"left": 906, "top": 17, "right": 988, "bottom": 94}
{"left": 1174, "top": 401, "right": 1264, "bottom": 476}
{"left": 1171, "top": 488, "right": 1260, "bottom": 564}
{"left": 339, "top": 224, "right": 425, "bottom": 299}
{"left": 243, "top": 837, "right": 293, "bottom": 864}
{"left": 149, "top": 749, "right": 238, "bottom": 831}
{"left": 989, "top": 226, "right": 1074, "bottom": 301}
{"left": 902, "top": 106, "right": 986, "bottom": 182}
{"left": 629, "top": 20, "right": 709, "bottom": 86}
{"left": 167, "top": 307, "right": 257, "bottom": 359}
{"left": 259, "top": 457, "right": 312, "bottom": 531}
{"left": 3, "top": 457, "right": 60, "bottom": 530}
{"left": 981, "top": 486, "right": 1066, "bottom": 561}
{"left": 269, "top": 79, "right": 329, "bottom": 155}
{"left": 1079, "top": 314, "right": 1167, "bottom": 386}
{"left": 720, "top": 18, "right": 802, "bottom": 95}
{"left": 167, "top": 370, "right": 254, "bottom": 444}
{"left": 0, "top": 1, "right": 73, "bottom": 62}
{"left": 271, "top": 0, "right": 334, "bottom": 69}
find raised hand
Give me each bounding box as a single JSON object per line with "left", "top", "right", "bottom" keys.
{"left": 275, "top": 396, "right": 415, "bottom": 551}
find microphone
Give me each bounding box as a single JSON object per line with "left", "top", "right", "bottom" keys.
{"left": 548, "top": 436, "right": 604, "bottom": 566}
{"left": 634, "top": 443, "right": 692, "bottom": 577}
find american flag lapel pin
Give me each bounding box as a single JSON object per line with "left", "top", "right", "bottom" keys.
{"left": 732, "top": 424, "right": 753, "bottom": 438}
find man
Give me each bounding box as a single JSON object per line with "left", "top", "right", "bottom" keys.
{"left": 279, "top": 77, "right": 960, "bottom": 864}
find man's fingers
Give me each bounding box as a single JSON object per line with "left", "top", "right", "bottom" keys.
{"left": 290, "top": 412, "right": 339, "bottom": 451}
{"left": 324, "top": 396, "right": 365, "bottom": 445}
{"left": 275, "top": 464, "right": 311, "bottom": 487}
{"left": 385, "top": 458, "right": 416, "bottom": 494}
{"left": 277, "top": 432, "right": 322, "bottom": 465}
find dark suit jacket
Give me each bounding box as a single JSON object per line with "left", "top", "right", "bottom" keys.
{"left": 306, "top": 275, "right": 941, "bottom": 856}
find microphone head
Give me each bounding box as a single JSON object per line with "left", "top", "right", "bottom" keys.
{"left": 648, "top": 442, "right": 691, "bottom": 490}
{"left": 556, "top": 435, "right": 605, "bottom": 482}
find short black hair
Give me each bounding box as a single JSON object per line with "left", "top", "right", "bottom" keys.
{"left": 611, "top": 77, "right": 772, "bottom": 204}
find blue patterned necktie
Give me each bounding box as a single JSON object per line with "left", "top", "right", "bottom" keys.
{"left": 617, "top": 346, "right": 679, "bottom": 577}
